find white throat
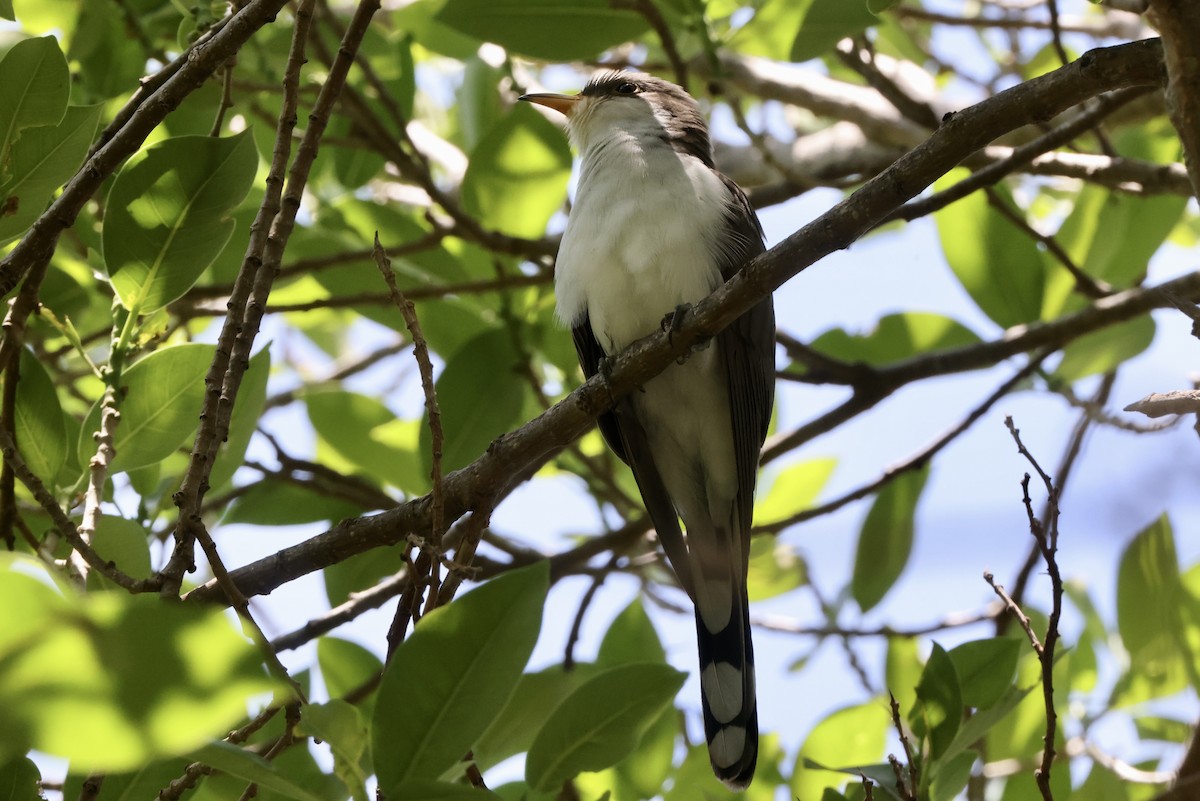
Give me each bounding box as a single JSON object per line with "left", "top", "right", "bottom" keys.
{"left": 554, "top": 101, "right": 732, "bottom": 353}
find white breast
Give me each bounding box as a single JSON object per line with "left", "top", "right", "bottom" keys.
{"left": 554, "top": 126, "right": 731, "bottom": 353}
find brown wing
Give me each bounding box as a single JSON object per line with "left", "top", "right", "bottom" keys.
{"left": 714, "top": 174, "right": 775, "bottom": 555}
{"left": 571, "top": 315, "right": 694, "bottom": 593}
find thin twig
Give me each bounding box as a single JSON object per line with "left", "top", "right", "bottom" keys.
{"left": 372, "top": 233, "right": 444, "bottom": 616}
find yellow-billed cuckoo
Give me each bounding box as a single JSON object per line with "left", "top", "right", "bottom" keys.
{"left": 521, "top": 71, "right": 775, "bottom": 789}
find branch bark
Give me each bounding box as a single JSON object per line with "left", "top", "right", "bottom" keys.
{"left": 186, "top": 39, "right": 1170, "bottom": 606}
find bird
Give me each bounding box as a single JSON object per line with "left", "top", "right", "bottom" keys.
{"left": 520, "top": 71, "right": 775, "bottom": 789}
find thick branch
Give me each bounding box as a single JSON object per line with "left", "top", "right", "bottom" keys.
{"left": 1147, "top": 0, "right": 1200, "bottom": 196}
{"left": 185, "top": 39, "right": 1169, "bottom": 606}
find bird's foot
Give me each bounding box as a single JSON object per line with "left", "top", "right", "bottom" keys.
{"left": 661, "top": 303, "right": 710, "bottom": 363}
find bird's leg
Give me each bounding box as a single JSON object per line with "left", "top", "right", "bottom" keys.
{"left": 661, "top": 303, "right": 712, "bottom": 363}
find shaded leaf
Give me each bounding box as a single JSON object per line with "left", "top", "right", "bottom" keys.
{"left": 0, "top": 36, "right": 69, "bottom": 170}
{"left": 792, "top": 0, "right": 878, "bottom": 61}
{"left": 911, "top": 643, "right": 961, "bottom": 760}
{"left": 947, "top": 638, "right": 1021, "bottom": 710}
{"left": 78, "top": 343, "right": 216, "bottom": 473}
{"left": 1116, "top": 514, "right": 1189, "bottom": 702}
{"left": 597, "top": 598, "right": 666, "bottom": 666}
{"left": 421, "top": 329, "right": 527, "bottom": 475}
{"left": 1054, "top": 315, "right": 1154, "bottom": 382}
{"left": 525, "top": 663, "right": 686, "bottom": 792}
{"left": 435, "top": 0, "right": 650, "bottom": 60}
{"left": 851, "top": 466, "right": 928, "bottom": 613}
{"left": 372, "top": 563, "right": 548, "bottom": 791}
{"left": 472, "top": 664, "right": 601, "bottom": 772}
{"left": 192, "top": 741, "right": 326, "bottom": 801}
{"left": 13, "top": 347, "right": 67, "bottom": 483}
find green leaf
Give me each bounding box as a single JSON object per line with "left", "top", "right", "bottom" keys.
{"left": 866, "top": 0, "right": 900, "bottom": 12}
{"left": 388, "top": 781, "right": 503, "bottom": 801}
{"left": 62, "top": 759, "right": 194, "bottom": 801}
{"left": 208, "top": 346, "right": 270, "bottom": 490}
{"left": 1116, "top": 514, "right": 1189, "bottom": 701}
{"left": 755, "top": 457, "right": 836, "bottom": 526}
{"left": 747, "top": 536, "right": 809, "bottom": 601}
{"left": 0, "top": 557, "right": 277, "bottom": 771}
{"left": 0, "top": 757, "right": 40, "bottom": 801}
{"left": 462, "top": 104, "right": 571, "bottom": 240}
{"left": 224, "top": 478, "right": 366, "bottom": 527}
{"left": 806, "top": 313, "right": 980, "bottom": 367}
{"left": 103, "top": 132, "right": 258, "bottom": 314}
{"left": 0, "top": 36, "right": 69, "bottom": 174}
{"left": 317, "top": 637, "right": 383, "bottom": 701}
{"left": 525, "top": 663, "right": 686, "bottom": 792}
{"left": 886, "top": 636, "right": 922, "bottom": 716}
{"left": 733, "top": 1, "right": 811, "bottom": 61}
{"left": 192, "top": 741, "right": 326, "bottom": 801}
{"left": 78, "top": 343, "right": 215, "bottom": 473}
{"left": 372, "top": 562, "right": 548, "bottom": 792}
{"left": 946, "top": 682, "right": 1034, "bottom": 764}
{"left": 324, "top": 547, "right": 402, "bottom": 607}
{"left": 851, "top": 466, "right": 928, "bottom": 613}
{"left": 791, "top": 702, "right": 888, "bottom": 801}
{"left": 928, "top": 750, "right": 975, "bottom": 801}
{"left": 13, "top": 347, "right": 67, "bottom": 483}
{"left": 296, "top": 701, "right": 370, "bottom": 801}
{"left": 911, "top": 643, "right": 962, "bottom": 760}
{"left": 934, "top": 169, "right": 1044, "bottom": 328}
{"left": 435, "top": 0, "right": 650, "bottom": 60}
{"left": 0, "top": 104, "right": 102, "bottom": 246}
{"left": 86, "top": 515, "right": 153, "bottom": 592}
{"left": 791, "top": 0, "right": 878, "bottom": 61}
{"left": 0, "top": 0, "right": 12, "bottom": 20}
{"left": 421, "top": 329, "right": 528, "bottom": 475}
{"left": 1054, "top": 315, "right": 1154, "bottom": 381}
{"left": 305, "top": 390, "right": 426, "bottom": 494}
{"left": 596, "top": 598, "right": 666, "bottom": 667}
{"left": 947, "top": 638, "right": 1021, "bottom": 710}
{"left": 472, "top": 665, "right": 601, "bottom": 772}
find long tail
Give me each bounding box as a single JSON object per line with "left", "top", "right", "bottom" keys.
{"left": 692, "top": 524, "right": 758, "bottom": 789}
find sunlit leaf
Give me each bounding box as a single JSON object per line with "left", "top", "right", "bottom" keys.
{"left": 792, "top": 703, "right": 888, "bottom": 801}
{"left": 0, "top": 104, "right": 102, "bottom": 246}
{"left": 462, "top": 105, "right": 571, "bottom": 239}
{"left": 806, "top": 313, "right": 979, "bottom": 368}
{"left": 0, "top": 36, "right": 69, "bottom": 171}
{"left": 103, "top": 132, "right": 258, "bottom": 314}
{"left": 755, "top": 457, "right": 836, "bottom": 526}
{"left": 934, "top": 169, "right": 1044, "bottom": 328}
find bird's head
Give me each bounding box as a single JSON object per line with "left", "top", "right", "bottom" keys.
{"left": 520, "top": 71, "right": 713, "bottom": 165}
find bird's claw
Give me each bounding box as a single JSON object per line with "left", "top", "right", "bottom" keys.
{"left": 661, "top": 303, "right": 710, "bottom": 363}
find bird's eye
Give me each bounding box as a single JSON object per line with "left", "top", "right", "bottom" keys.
{"left": 615, "top": 82, "right": 638, "bottom": 95}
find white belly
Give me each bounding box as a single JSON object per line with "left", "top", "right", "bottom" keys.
{"left": 554, "top": 141, "right": 731, "bottom": 352}
{"left": 554, "top": 140, "right": 739, "bottom": 520}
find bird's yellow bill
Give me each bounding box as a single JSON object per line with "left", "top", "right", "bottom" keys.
{"left": 518, "top": 92, "right": 580, "bottom": 117}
